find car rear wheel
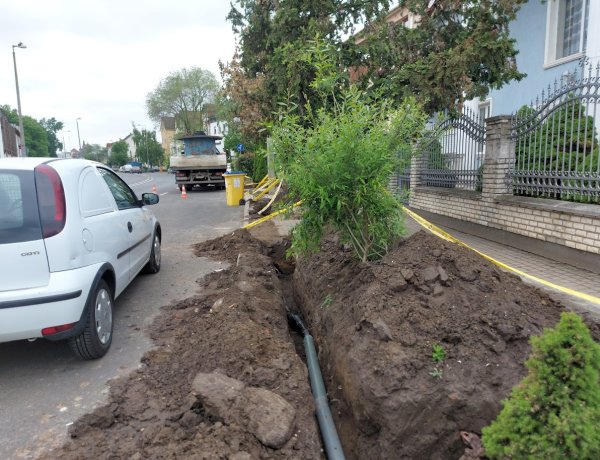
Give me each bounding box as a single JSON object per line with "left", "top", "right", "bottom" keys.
{"left": 143, "top": 233, "right": 161, "bottom": 274}
{"left": 69, "top": 279, "right": 113, "bottom": 360}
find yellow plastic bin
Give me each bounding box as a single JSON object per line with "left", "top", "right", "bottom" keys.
{"left": 224, "top": 172, "right": 246, "bottom": 206}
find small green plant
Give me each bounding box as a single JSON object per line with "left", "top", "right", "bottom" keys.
{"left": 432, "top": 344, "right": 446, "bottom": 363}
{"left": 429, "top": 367, "right": 443, "bottom": 380}
{"left": 320, "top": 294, "right": 332, "bottom": 309}
{"left": 482, "top": 312, "right": 600, "bottom": 459}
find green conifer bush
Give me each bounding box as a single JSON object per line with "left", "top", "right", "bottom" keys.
{"left": 482, "top": 312, "right": 600, "bottom": 459}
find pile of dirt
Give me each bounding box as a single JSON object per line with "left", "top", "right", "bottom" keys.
{"left": 43, "top": 225, "right": 600, "bottom": 460}
{"left": 293, "top": 230, "right": 600, "bottom": 459}
{"left": 45, "top": 229, "right": 323, "bottom": 460}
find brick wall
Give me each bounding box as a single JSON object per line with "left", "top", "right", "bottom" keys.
{"left": 410, "top": 188, "right": 600, "bottom": 255}
{"left": 406, "top": 116, "right": 600, "bottom": 256}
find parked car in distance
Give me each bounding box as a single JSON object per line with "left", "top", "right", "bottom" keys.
{"left": 119, "top": 164, "right": 132, "bottom": 173}
{"left": 0, "top": 158, "right": 162, "bottom": 359}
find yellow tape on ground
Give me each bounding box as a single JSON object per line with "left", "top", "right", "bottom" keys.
{"left": 243, "top": 201, "right": 302, "bottom": 230}
{"left": 251, "top": 177, "right": 277, "bottom": 197}
{"left": 255, "top": 174, "right": 269, "bottom": 189}
{"left": 403, "top": 207, "right": 600, "bottom": 306}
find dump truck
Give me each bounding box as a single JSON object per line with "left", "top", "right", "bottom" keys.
{"left": 170, "top": 131, "right": 227, "bottom": 190}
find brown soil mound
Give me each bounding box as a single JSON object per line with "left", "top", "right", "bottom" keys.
{"left": 294, "top": 230, "right": 600, "bottom": 459}
{"left": 45, "top": 230, "right": 322, "bottom": 460}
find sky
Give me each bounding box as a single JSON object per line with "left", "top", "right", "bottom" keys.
{"left": 0, "top": 0, "right": 237, "bottom": 150}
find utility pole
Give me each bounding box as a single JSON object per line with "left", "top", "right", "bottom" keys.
{"left": 12, "top": 42, "right": 27, "bottom": 156}
{"left": 76, "top": 117, "right": 82, "bottom": 150}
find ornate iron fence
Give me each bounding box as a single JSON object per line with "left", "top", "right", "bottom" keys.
{"left": 510, "top": 60, "right": 600, "bottom": 204}
{"left": 419, "top": 108, "right": 486, "bottom": 191}
{"left": 394, "top": 152, "right": 412, "bottom": 204}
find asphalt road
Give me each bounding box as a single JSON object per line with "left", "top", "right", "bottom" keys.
{"left": 0, "top": 172, "right": 244, "bottom": 459}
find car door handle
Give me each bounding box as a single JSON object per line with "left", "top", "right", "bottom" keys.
{"left": 127, "top": 222, "right": 133, "bottom": 233}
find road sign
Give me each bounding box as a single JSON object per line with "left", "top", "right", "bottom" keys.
{"left": 237, "top": 143, "right": 244, "bottom": 153}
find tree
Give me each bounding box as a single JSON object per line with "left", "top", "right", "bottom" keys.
{"left": 80, "top": 144, "right": 108, "bottom": 163}
{"left": 132, "top": 127, "right": 163, "bottom": 166}
{"left": 146, "top": 68, "right": 219, "bottom": 135}
{"left": 352, "top": 0, "right": 527, "bottom": 113}
{"left": 22, "top": 116, "right": 49, "bottom": 157}
{"left": 1, "top": 105, "right": 51, "bottom": 157}
{"left": 109, "top": 140, "right": 129, "bottom": 166}
{"left": 228, "top": 0, "right": 527, "bottom": 126}
{"left": 482, "top": 312, "right": 600, "bottom": 459}
{"left": 39, "top": 117, "right": 64, "bottom": 157}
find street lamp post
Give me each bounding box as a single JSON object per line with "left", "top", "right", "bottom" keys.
{"left": 145, "top": 130, "right": 149, "bottom": 167}
{"left": 76, "top": 117, "right": 82, "bottom": 151}
{"left": 12, "top": 42, "right": 27, "bottom": 156}
{"left": 62, "top": 130, "right": 70, "bottom": 155}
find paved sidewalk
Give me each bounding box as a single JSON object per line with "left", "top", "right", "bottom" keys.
{"left": 404, "top": 214, "right": 600, "bottom": 316}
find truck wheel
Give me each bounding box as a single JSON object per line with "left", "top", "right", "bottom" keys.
{"left": 69, "top": 279, "right": 113, "bottom": 360}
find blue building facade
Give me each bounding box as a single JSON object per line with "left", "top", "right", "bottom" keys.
{"left": 467, "top": 0, "right": 597, "bottom": 118}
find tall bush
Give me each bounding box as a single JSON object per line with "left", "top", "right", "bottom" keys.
{"left": 272, "top": 86, "right": 426, "bottom": 262}
{"left": 482, "top": 312, "right": 600, "bottom": 459}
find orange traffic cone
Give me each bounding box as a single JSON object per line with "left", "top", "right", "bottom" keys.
{"left": 181, "top": 185, "right": 187, "bottom": 199}
{"left": 152, "top": 184, "right": 157, "bottom": 193}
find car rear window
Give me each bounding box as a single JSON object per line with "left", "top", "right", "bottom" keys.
{"left": 0, "top": 170, "right": 42, "bottom": 244}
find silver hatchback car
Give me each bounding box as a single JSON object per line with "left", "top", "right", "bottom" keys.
{"left": 0, "top": 158, "right": 161, "bottom": 359}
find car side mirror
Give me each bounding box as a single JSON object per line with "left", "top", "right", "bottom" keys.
{"left": 141, "top": 193, "right": 159, "bottom": 206}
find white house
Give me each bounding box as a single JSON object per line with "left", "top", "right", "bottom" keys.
{"left": 122, "top": 133, "right": 137, "bottom": 160}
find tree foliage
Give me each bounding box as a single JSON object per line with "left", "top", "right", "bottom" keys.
{"left": 80, "top": 143, "right": 108, "bottom": 163}
{"left": 39, "top": 117, "right": 64, "bottom": 157}
{"left": 482, "top": 312, "right": 600, "bottom": 459}
{"left": 227, "top": 0, "right": 527, "bottom": 137}
{"left": 356, "top": 0, "right": 527, "bottom": 113}
{"left": 21, "top": 116, "right": 48, "bottom": 157}
{"left": 132, "top": 127, "right": 164, "bottom": 166}
{"left": 146, "top": 67, "right": 219, "bottom": 135}
{"left": 110, "top": 140, "right": 129, "bottom": 166}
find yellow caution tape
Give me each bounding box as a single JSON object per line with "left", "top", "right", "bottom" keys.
{"left": 243, "top": 201, "right": 302, "bottom": 230}
{"left": 402, "top": 207, "right": 600, "bottom": 306}
{"left": 253, "top": 179, "right": 280, "bottom": 201}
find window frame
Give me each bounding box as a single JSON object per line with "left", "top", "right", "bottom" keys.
{"left": 98, "top": 167, "right": 140, "bottom": 211}
{"left": 544, "top": 0, "right": 588, "bottom": 68}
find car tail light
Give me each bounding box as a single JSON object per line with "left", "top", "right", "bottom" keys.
{"left": 34, "top": 164, "right": 66, "bottom": 238}
{"left": 42, "top": 322, "right": 76, "bottom": 336}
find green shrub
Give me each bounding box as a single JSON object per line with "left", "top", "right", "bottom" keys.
{"left": 482, "top": 312, "right": 600, "bottom": 459}
{"left": 272, "top": 89, "right": 426, "bottom": 262}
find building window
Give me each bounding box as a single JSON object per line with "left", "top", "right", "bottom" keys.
{"left": 545, "top": 0, "right": 589, "bottom": 67}
{"left": 478, "top": 100, "right": 491, "bottom": 156}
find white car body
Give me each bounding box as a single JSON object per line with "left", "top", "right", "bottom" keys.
{"left": 0, "top": 158, "right": 161, "bottom": 358}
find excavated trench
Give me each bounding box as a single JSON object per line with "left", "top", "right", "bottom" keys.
{"left": 43, "top": 224, "right": 600, "bottom": 460}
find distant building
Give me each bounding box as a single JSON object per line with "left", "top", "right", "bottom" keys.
{"left": 0, "top": 112, "right": 20, "bottom": 157}
{"left": 160, "top": 116, "right": 177, "bottom": 157}
{"left": 122, "top": 133, "right": 137, "bottom": 160}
